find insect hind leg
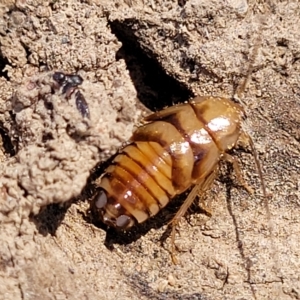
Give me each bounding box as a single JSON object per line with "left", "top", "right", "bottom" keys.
{"left": 222, "top": 153, "right": 254, "bottom": 195}
{"left": 169, "top": 169, "right": 217, "bottom": 264}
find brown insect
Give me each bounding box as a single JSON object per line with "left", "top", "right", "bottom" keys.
{"left": 91, "top": 93, "right": 267, "bottom": 262}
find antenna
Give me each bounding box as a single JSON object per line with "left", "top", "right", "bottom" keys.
{"left": 234, "top": 34, "right": 262, "bottom": 106}
{"left": 232, "top": 11, "right": 268, "bottom": 207}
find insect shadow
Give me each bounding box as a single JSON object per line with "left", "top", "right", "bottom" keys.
{"left": 218, "top": 157, "right": 258, "bottom": 299}
{"left": 31, "top": 202, "right": 71, "bottom": 236}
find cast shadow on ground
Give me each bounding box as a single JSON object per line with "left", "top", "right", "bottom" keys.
{"left": 31, "top": 202, "right": 71, "bottom": 236}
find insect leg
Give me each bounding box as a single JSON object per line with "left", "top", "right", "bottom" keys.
{"left": 75, "top": 90, "right": 90, "bottom": 119}
{"left": 222, "top": 153, "right": 254, "bottom": 195}
{"left": 169, "top": 169, "right": 217, "bottom": 264}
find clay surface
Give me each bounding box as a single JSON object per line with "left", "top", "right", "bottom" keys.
{"left": 0, "top": 1, "right": 299, "bottom": 299}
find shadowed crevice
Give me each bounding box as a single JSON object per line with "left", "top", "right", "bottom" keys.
{"left": 0, "top": 125, "right": 16, "bottom": 156}
{"left": 109, "top": 19, "right": 193, "bottom": 111}
{"left": 0, "top": 56, "right": 9, "bottom": 80}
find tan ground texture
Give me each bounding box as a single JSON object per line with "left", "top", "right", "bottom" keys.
{"left": 0, "top": 0, "right": 299, "bottom": 299}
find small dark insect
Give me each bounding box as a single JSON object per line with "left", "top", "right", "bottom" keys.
{"left": 52, "top": 72, "right": 90, "bottom": 118}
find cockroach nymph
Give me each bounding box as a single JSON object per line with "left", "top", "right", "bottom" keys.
{"left": 90, "top": 26, "right": 269, "bottom": 263}
{"left": 53, "top": 72, "right": 90, "bottom": 119}
{"left": 91, "top": 93, "right": 267, "bottom": 262}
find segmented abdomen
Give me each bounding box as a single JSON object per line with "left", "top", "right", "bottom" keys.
{"left": 91, "top": 96, "right": 242, "bottom": 229}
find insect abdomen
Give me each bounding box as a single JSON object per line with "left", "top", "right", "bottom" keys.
{"left": 92, "top": 96, "right": 242, "bottom": 229}
{"left": 95, "top": 141, "right": 176, "bottom": 228}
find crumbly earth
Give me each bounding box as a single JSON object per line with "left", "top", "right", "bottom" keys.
{"left": 0, "top": 1, "right": 299, "bottom": 299}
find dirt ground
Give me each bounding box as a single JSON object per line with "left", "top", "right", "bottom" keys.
{"left": 0, "top": 0, "right": 299, "bottom": 299}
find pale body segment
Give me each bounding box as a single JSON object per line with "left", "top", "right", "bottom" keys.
{"left": 91, "top": 96, "right": 244, "bottom": 229}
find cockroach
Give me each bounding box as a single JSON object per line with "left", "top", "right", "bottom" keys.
{"left": 91, "top": 94, "right": 267, "bottom": 262}
{"left": 52, "top": 72, "right": 90, "bottom": 118}
{"left": 90, "top": 23, "right": 270, "bottom": 263}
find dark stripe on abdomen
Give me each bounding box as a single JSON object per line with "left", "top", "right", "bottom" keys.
{"left": 112, "top": 148, "right": 170, "bottom": 210}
